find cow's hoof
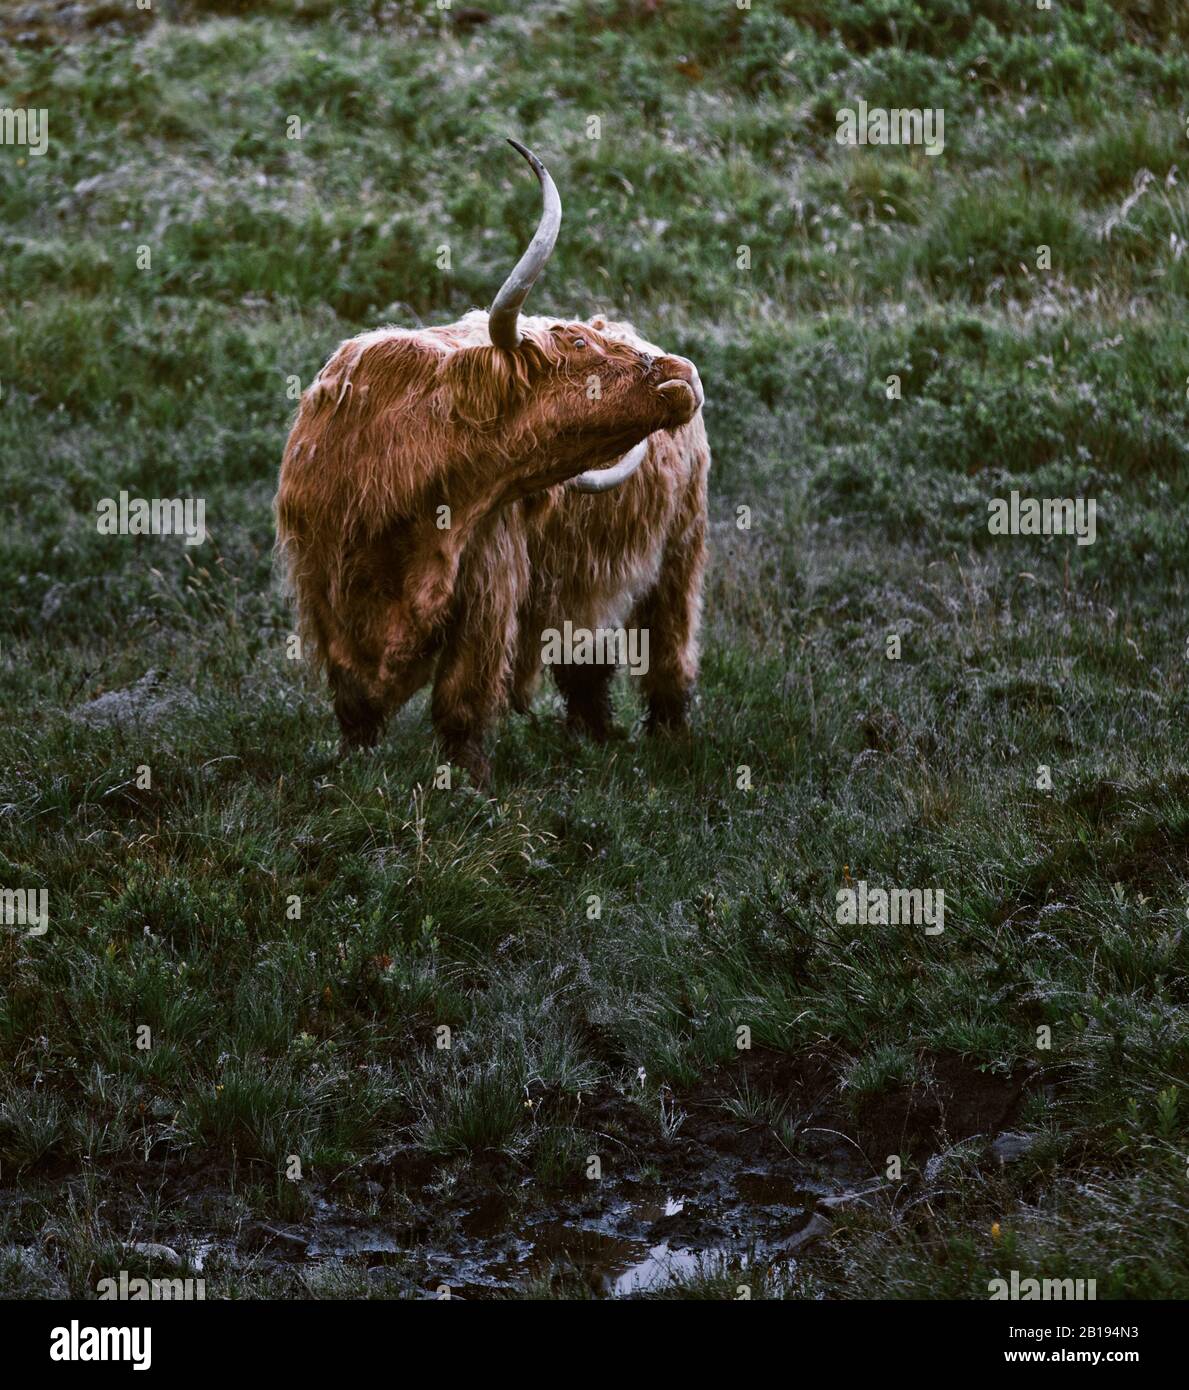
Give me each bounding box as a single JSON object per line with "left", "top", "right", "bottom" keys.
{"left": 443, "top": 742, "right": 491, "bottom": 788}
{"left": 338, "top": 733, "right": 380, "bottom": 759}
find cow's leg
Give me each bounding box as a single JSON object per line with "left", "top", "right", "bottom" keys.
{"left": 331, "top": 651, "right": 437, "bottom": 756}
{"left": 629, "top": 504, "right": 706, "bottom": 734}
{"left": 510, "top": 593, "right": 549, "bottom": 717}
{"left": 330, "top": 663, "right": 386, "bottom": 753}
{"left": 331, "top": 597, "right": 436, "bottom": 756}
{"left": 430, "top": 515, "right": 526, "bottom": 785}
{"left": 552, "top": 660, "right": 618, "bottom": 741}
{"left": 431, "top": 623, "right": 512, "bottom": 786}
{"left": 299, "top": 583, "right": 388, "bottom": 755}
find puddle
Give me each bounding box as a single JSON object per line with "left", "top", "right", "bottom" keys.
{"left": 64, "top": 1159, "right": 863, "bottom": 1299}
{"left": 422, "top": 1171, "right": 841, "bottom": 1297}
{"left": 476, "top": 1198, "right": 703, "bottom": 1296}
{"left": 482, "top": 1225, "right": 715, "bottom": 1298}
{"left": 610, "top": 1242, "right": 707, "bottom": 1297}
{"left": 620, "top": 1193, "right": 685, "bottom": 1224}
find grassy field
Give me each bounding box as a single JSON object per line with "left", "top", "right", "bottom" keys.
{"left": 1, "top": 0, "right": 1187, "bottom": 1299}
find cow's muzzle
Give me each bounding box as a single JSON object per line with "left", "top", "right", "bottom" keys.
{"left": 654, "top": 355, "right": 703, "bottom": 424}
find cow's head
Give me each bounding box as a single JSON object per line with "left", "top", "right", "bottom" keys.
{"left": 440, "top": 141, "right": 702, "bottom": 494}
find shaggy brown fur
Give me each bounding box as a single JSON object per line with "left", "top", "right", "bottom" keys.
{"left": 275, "top": 308, "right": 709, "bottom": 782}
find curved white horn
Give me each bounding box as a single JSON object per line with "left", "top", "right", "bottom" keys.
{"left": 568, "top": 439, "right": 649, "bottom": 493}
{"left": 488, "top": 140, "right": 562, "bottom": 351}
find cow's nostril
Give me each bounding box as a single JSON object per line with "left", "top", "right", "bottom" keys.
{"left": 657, "top": 355, "right": 692, "bottom": 384}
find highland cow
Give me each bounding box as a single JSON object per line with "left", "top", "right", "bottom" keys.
{"left": 275, "top": 141, "right": 709, "bottom": 782}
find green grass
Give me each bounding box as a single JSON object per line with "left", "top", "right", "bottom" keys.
{"left": 1, "top": 0, "right": 1187, "bottom": 1299}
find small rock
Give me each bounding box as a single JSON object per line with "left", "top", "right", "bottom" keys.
{"left": 775, "top": 1212, "right": 831, "bottom": 1255}
{"left": 125, "top": 1241, "right": 181, "bottom": 1266}
{"left": 991, "top": 1132, "right": 1035, "bottom": 1164}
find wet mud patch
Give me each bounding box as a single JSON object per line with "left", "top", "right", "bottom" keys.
{"left": 851, "top": 1055, "right": 1033, "bottom": 1160}
{"left": 352, "top": 1048, "right": 1026, "bottom": 1296}
{"left": 4, "top": 1048, "right": 1032, "bottom": 1299}
{"left": 322, "top": 1047, "right": 872, "bottom": 1297}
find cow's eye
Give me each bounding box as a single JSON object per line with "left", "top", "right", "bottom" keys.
{"left": 572, "top": 337, "right": 587, "bottom": 349}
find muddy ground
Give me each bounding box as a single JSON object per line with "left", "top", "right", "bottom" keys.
{"left": 6, "top": 1049, "right": 1033, "bottom": 1299}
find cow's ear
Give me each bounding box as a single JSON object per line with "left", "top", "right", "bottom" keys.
{"left": 589, "top": 315, "right": 608, "bottom": 330}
